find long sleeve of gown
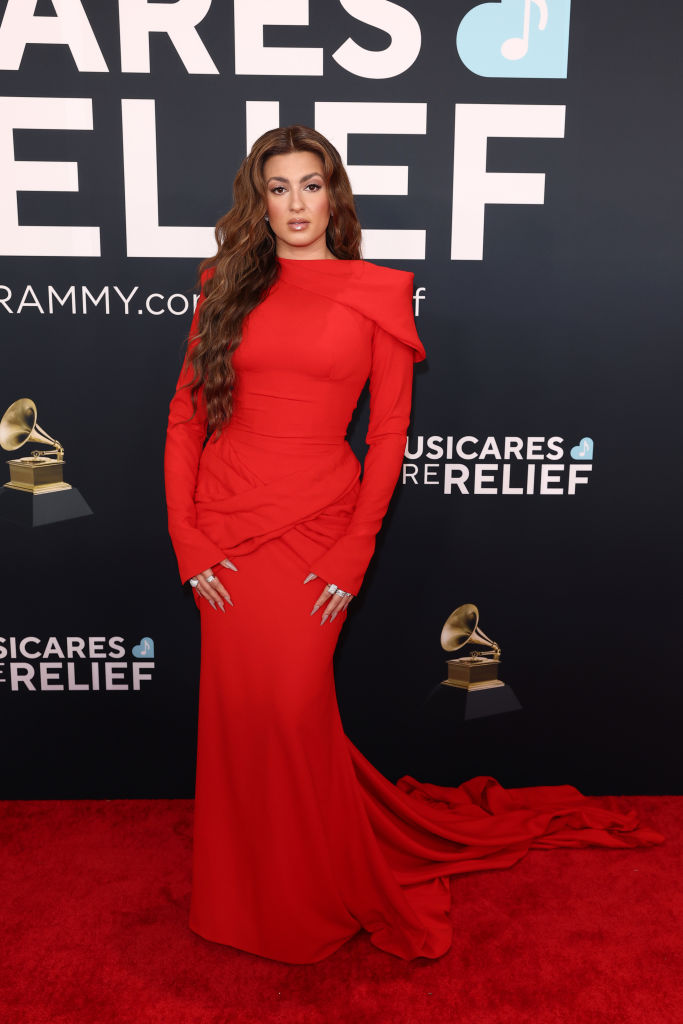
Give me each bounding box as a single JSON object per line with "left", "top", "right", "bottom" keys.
{"left": 164, "top": 269, "right": 227, "bottom": 585}
{"left": 306, "top": 317, "right": 418, "bottom": 597}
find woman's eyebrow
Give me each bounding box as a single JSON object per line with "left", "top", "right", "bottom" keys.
{"left": 266, "top": 172, "right": 323, "bottom": 184}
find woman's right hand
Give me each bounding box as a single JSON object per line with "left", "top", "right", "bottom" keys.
{"left": 189, "top": 558, "right": 238, "bottom": 611}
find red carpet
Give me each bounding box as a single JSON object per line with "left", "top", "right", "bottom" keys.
{"left": 0, "top": 796, "right": 680, "bottom": 1024}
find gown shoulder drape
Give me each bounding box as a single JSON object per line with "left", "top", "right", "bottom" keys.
{"left": 163, "top": 256, "right": 663, "bottom": 964}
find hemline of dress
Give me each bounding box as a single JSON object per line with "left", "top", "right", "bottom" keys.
{"left": 188, "top": 915, "right": 364, "bottom": 965}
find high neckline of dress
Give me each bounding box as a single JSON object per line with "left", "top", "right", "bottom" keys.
{"left": 277, "top": 256, "right": 353, "bottom": 263}
{"left": 276, "top": 256, "right": 362, "bottom": 277}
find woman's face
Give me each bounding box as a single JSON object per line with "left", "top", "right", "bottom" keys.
{"left": 263, "top": 150, "right": 332, "bottom": 259}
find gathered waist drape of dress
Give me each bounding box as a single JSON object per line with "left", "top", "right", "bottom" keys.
{"left": 193, "top": 419, "right": 362, "bottom": 560}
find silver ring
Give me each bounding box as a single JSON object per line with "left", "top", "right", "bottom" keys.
{"left": 327, "top": 583, "right": 338, "bottom": 594}
{"left": 206, "top": 574, "right": 216, "bottom": 584}
{"left": 189, "top": 577, "right": 199, "bottom": 588}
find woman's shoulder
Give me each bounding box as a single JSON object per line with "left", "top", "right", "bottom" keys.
{"left": 355, "top": 259, "right": 416, "bottom": 308}
{"left": 356, "top": 260, "right": 416, "bottom": 307}
{"left": 358, "top": 259, "right": 414, "bottom": 284}
{"left": 352, "top": 262, "right": 425, "bottom": 363}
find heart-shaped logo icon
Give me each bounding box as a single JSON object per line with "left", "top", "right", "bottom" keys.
{"left": 456, "top": 0, "right": 571, "bottom": 79}
{"left": 132, "top": 637, "right": 154, "bottom": 658}
{"left": 570, "top": 437, "right": 593, "bottom": 460}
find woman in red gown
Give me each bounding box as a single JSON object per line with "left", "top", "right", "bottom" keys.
{"left": 164, "top": 126, "right": 662, "bottom": 963}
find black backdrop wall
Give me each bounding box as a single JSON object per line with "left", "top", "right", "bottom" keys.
{"left": 1, "top": 1, "right": 680, "bottom": 798}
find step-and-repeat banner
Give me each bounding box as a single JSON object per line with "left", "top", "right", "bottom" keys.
{"left": 1, "top": 1, "right": 680, "bottom": 797}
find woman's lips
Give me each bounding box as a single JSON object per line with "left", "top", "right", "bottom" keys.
{"left": 288, "top": 220, "right": 309, "bottom": 230}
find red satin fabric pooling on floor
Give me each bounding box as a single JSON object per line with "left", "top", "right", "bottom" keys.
{"left": 164, "top": 257, "right": 663, "bottom": 964}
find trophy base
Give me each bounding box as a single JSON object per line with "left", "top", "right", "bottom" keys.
{"left": 4, "top": 480, "right": 72, "bottom": 494}
{"left": 422, "top": 680, "right": 522, "bottom": 722}
{"left": 441, "top": 677, "right": 505, "bottom": 691}
{"left": 0, "top": 483, "right": 93, "bottom": 526}
{"left": 6, "top": 455, "right": 68, "bottom": 490}
{"left": 445, "top": 656, "right": 502, "bottom": 687}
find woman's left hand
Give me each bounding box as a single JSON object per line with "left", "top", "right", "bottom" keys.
{"left": 304, "top": 573, "right": 354, "bottom": 624}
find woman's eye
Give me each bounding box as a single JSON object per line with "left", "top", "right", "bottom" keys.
{"left": 269, "top": 182, "right": 322, "bottom": 195}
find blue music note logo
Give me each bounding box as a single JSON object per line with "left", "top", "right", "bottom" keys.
{"left": 569, "top": 438, "right": 594, "bottom": 460}
{"left": 456, "top": 0, "right": 571, "bottom": 79}
{"left": 132, "top": 636, "right": 155, "bottom": 658}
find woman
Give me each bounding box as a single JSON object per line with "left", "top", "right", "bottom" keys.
{"left": 164, "top": 125, "right": 662, "bottom": 964}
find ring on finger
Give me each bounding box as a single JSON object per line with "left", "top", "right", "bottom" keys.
{"left": 206, "top": 574, "right": 216, "bottom": 584}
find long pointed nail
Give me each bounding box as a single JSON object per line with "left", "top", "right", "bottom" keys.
{"left": 303, "top": 573, "right": 316, "bottom": 584}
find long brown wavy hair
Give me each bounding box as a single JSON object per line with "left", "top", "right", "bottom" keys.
{"left": 181, "top": 125, "right": 363, "bottom": 439}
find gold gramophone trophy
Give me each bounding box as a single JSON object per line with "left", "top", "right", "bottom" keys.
{"left": 0, "top": 398, "right": 92, "bottom": 526}
{"left": 437, "top": 603, "right": 521, "bottom": 719}
{"left": 441, "top": 603, "right": 504, "bottom": 690}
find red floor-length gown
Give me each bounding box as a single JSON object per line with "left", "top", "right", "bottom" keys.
{"left": 164, "top": 256, "right": 663, "bottom": 963}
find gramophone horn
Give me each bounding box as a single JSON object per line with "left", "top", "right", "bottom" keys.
{"left": 0, "top": 398, "right": 62, "bottom": 453}
{"left": 440, "top": 603, "right": 501, "bottom": 658}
